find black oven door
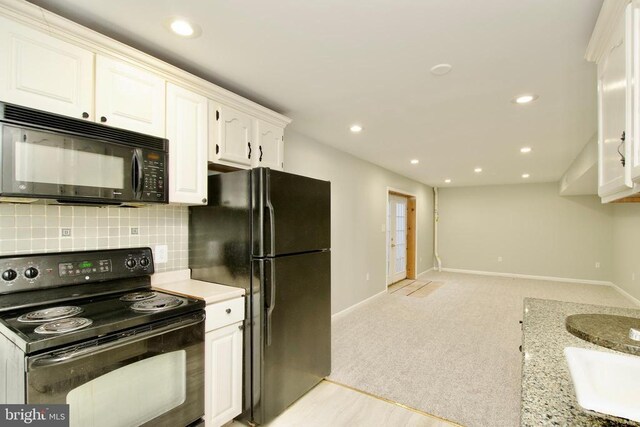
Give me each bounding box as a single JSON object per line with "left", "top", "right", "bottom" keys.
{"left": 1, "top": 124, "right": 138, "bottom": 203}
{"left": 26, "top": 313, "right": 205, "bottom": 427}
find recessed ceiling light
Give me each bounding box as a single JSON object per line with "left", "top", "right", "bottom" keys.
{"left": 512, "top": 94, "right": 539, "bottom": 104}
{"left": 430, "top": 64, "right": 453, "bottom": 76}
{"left": 474, "top": 167, "right": 482, "bottom": 173}
{"left": 410, "top": 159, "right": 419, "bottom": 165}
{"left": 444, "top": 179, "right": 452, "bottom": 183}
{"left": 520, "top": 147, "right": 532, "bottom": 153}
{"left": 165, "top": 17, "right": 201, "bottom": 38}
{"left": 350, "top": 124, "right": 363, "bottom": 133}
{"left": 522, "top": 173, "right": 530, "bottom": 179}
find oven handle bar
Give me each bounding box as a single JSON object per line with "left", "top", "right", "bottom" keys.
{"left": 30, "top": 312, "right": 204, "bottom": 368}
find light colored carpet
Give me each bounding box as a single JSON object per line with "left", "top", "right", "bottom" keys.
{"left": 329, "top": 271, "right": 638, "bottom": 427}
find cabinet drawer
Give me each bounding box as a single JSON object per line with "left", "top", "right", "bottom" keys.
{"left": 205, "top": 297, "right": 245, "bottom": 332}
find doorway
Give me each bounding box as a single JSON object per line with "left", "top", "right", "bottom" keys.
{"left": 386, "top": 190, "right": 417, "bottom": 286}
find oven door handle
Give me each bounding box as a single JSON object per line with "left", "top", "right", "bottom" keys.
{"left": 30, "top": 312, "right": 204, "bottom": 368}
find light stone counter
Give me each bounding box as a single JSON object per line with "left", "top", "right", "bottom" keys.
{"left": 521, "top": 298, "right": 640, "bottom": 426}
{"left": 151, "top": 269, "right": 244, "bottom": 304}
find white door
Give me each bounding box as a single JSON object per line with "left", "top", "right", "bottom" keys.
{"left": 598, "top": 12, "right": 632, "bottom": 197}
{"left": 95, "top": 54, "right": 166, "bottom": 137}
{"left": 215, "top": 104, "right": 253, "bottom": 167}
{"left": 254, "top": 120, "right": 284, "bottom": 170}
{"left": 205, "top": 323, "right": 243, "bottom": 427}
{"left": 387, "top": 195, "right": 408, "bottom": 285}
{"left": 0, "top": 15, "right": 94, "bottom": 120}
{"left": 166, "top": 83, "right": 208, "bottom": 205}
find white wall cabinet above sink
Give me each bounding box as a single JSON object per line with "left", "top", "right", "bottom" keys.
{"left": 0, "top": 14, "right": 94, "bottom": 120}
{"left": 590, "top": 0, "right": 640, "bottom": 202}
{"left": 95, "top": 55, "right": 166, "bottom": 137}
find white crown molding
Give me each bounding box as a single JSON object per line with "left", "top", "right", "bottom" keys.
{"left": 585, "top": 0, "right": 631, "bottom": 63}
{"left": 0, "top": 0, "right": 292, "bottom": 128}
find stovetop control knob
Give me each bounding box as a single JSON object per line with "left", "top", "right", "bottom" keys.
{"left": 2, "top": 269, "right": 17, "bottom": 281}
{"left": 125, "top": 258, "right": 137, "bottom": 268}
{"left": 139, "top": 257, "right": 150, "bottom": 267}
{"left": 24, "top": 267, "right": 38, "bottom": 279}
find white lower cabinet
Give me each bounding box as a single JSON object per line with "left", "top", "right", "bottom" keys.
{"left": 205, "top": 298, "right": 244, "bottom": 427}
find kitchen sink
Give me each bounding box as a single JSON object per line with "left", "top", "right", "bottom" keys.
{"left": 564, "top": 347, "right": 640, "bottom": 422}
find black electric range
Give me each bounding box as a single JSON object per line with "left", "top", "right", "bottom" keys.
{"left": 0, "top": 248, "right": 205, "bottom": 354}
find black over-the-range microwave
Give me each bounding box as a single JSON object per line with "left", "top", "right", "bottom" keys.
{"left": 0, "top": 102, "right": 168, "bottom": 206}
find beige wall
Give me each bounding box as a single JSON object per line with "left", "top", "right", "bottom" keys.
{"left": 612, "top": 204, "right": 640, "bottom": 301}
{"left": 438, "top": 183, "right": 614, "bottom": 282}
{"left": 284, "top": 130, "right": 434, "bottom": 314}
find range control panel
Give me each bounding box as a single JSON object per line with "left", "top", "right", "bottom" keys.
{"left": 0, "top": 248, "right": 154, "bottom": 295}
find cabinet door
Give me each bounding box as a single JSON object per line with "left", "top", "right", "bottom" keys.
{"left": 254, "top": 120, "right": 284, "bottom": 170}
{"left": 0, "top": 15, "right": 93, "bottom": 120}
{"left": 212, "top": 104, "right": 253, "bottom": 167}
{"left": 628, "top": 1, "right": 640, "bottom": 182}
{"left": 95, "top": 55, "right": 165, "bottom": 137}
{"left": 598, "top": 14, "right": 631, "bottom": 198}
{"left": 166, "top": 83, "right": 208, "bottom": 205}
{"left": 205, "top": 322, "right": 243, "bottom": 427}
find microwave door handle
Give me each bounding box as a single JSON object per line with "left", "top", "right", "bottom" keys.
{"left": 132, "top": 150, "right": 144, "bottom": 198}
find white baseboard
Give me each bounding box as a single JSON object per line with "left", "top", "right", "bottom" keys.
{"left": 610, "top": 283, "right": 640, "bottom": 307}
{"left": 416, "top": 267, "right": 434, "bottom": 279}
{"left": 331, "top": 290, "right": 386, "bottom": 321}
{"left": 440, "top": 267, "right": 614, "bottom": 287}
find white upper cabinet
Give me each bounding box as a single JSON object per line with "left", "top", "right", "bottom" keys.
{"left": 254, "top": 120, "right": 284, "bottom": 170}
{"left": 597, "top": 12, "right": 629, "bottom": 198}
{"left": 95, "top": 55, "right": 166, "bottom": 137}
{"left": 627, "top": 1, "right": 640, "bottom": 182}
{"left": 0, "top": 15, "right": 93, "bottom": 120}
{"left": 209, "top": 102, "right": 253, "bottom": 168}
{"left": 166, "top": 83, "right": 208, "bottom": 205}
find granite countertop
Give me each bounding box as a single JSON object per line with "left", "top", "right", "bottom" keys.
{"left": 151, "top": 269, "right": 244, "bottom": 304}
{"left": 521, "top": 298, "right": 640, "bottom": 426}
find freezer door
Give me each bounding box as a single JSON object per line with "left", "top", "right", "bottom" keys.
{"left": 252, "top": 168, "right": 331, "bottom": 257}
{"left": 252, "top": 251, "right": 331, "bottom": 424}
{"left": 189, "top": 171, "right": 252, "bottom": 289}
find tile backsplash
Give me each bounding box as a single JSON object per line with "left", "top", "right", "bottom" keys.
{"left": 0, "top": 204, "right": 188, "bottom": 272}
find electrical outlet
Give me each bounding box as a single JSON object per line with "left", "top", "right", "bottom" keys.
{"left": 61, "top": 228, "right": 71, "bottom": 237}
{"left": 130, "top": 227, "right": 139, "bottom": 235}
{"left": 497, "top": 256, "right": 503, "bottom": 262}
{"left": 155, "top": 245, "right": 168, "bottom": 264}
{"left": 595, "top": 262, "right": 600, "bottom": 269}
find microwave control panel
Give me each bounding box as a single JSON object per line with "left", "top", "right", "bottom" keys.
{"left": 141, "top": 150, "right": 167, "bottom": 202}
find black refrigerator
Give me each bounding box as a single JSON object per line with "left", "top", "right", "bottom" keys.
{"left": 189, "top": 168, "right": 331, "bottom": 424}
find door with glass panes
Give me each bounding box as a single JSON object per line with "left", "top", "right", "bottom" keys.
{"left": 387, "top": 194, "right": 408, "bottom": 284}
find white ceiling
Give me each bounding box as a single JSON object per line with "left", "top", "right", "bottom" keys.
{"left": 27, "top": 0, "right": 603, "bottom": 187}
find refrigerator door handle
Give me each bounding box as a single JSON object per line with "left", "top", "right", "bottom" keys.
{"left": 264, "top": 194, "right": 275, "bottom": 256}
{"left": 265, "top": 260, "right": 276, "bottom": 347}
